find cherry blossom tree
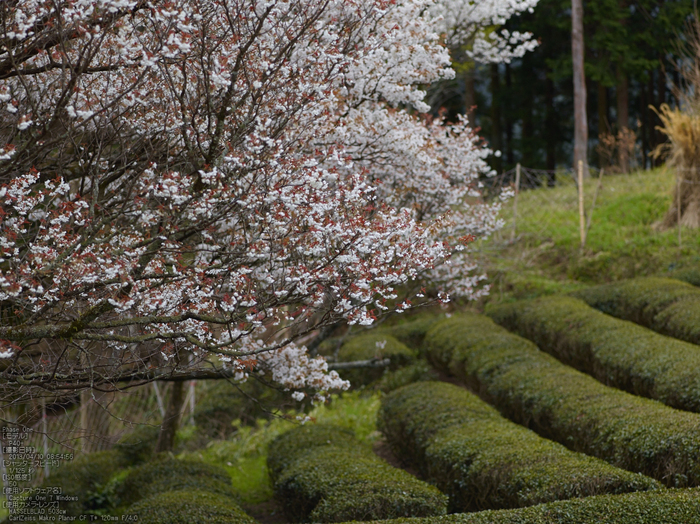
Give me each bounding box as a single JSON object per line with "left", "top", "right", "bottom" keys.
{"left": 0, "top": 0, "right": 535, "bottom": 444}
{"left": 432, "top": 0, "right": 539, "bottom": 63}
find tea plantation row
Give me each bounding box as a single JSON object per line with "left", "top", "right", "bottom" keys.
{"left": 16, "top": 276, "right": 700, "bottom": 523}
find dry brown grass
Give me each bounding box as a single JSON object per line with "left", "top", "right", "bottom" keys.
{"left": 653, "top": 10, "right": 700, "bottom": 229}
{"left": 654, "top": 104, "right": 700, "bottom": 229}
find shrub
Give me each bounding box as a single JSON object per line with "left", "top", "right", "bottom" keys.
{"left": 114, "top": 424, "right": 160, "bottom": 466}
{"left": 115, "top": 457, "right": 239, "bottom": 508}
{"left": 267, "top": 424, "right": 447, "bottom": 522}
{"left": 352, "top": 488, "right": 700, "bottom": 524}
{"left": 573, "top": 276, "right": 700, "bottom": 347}
{"left": 379, "top": 381, "right": 660, "bottom": 512}
{"left": 385, "top": 313, "right": 448, "bottom": 349}
{"left": 375, "top": 360, "right": 437, "bottom": 393}
{"left": 125, "top": 489, "right": 257, "bottom": 524}
{"left": 193, "top": 379, "right": 283, "bottom": 439}
{"left": 22, "top": 450, "right": 127, "bottom": 517}
{"left": 335, "top": 332, "right": 417, "bottom": 385}
{"left": 425, "top": 313, "right": 700, "bottom": 487}
{"left": 670, "top": 267, "right": 700, "bottom": 287}
{"left": 489, "top": 295, "right": 700, "bottom": 413}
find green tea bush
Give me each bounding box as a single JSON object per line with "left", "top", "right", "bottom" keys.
{"left": 574, "top": 276, "right": 700, "bottom": 347}
{"left": 425, "top": 313, "right": 700, "bottom": 487}
{"left": 126, "top": 489, "right": 257, "bottom": 524}
{"left": 489, "top": 295, "right": 700, "bottom": 412}
{"left": 375, "top": 360, "right": 437, "bottom": 393}
{"left": 379, "top": 381, "right": 660, "bottom": 512}
{"left": 114, "top": 424, "right": 160, "bottom": 465}
{"left": 670, "top": 267, "right": 700, "bottom": 287}
{"left": 385, "top": 313, "right": 448, "bottom": 349}
{"left": 26, "top": 450, "right": 127, "bottom": 516}
{"left": 353, "top": 488, "right": 700, "bottom": 524}
{"left": 115, "top": 457, "right": 239, "bottom": 508}
{"left": 336, "top": 333, "right": 416, "bottom": 385}
{"left": 267, "top": 424, "right": 448, "bottom": 522}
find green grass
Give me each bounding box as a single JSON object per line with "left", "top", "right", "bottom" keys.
{"left": 480, "top": 167, "right": 700, "bottom": 304}
{"left": 180, "top": 390, "right": 381, "bottom": 506}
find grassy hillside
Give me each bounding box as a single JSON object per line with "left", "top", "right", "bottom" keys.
{"left": 476, "top": 167, "right": 700, "bottom": 304}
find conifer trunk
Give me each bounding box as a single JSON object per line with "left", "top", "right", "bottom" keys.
{"left": 572, "top": 0, "right": 588, "bottom": 173}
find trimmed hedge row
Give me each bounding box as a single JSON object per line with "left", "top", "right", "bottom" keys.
{"left": 379, "top": 381, "right": 659, "bottom": 512}
{"left": 267, "top": 424, "right": 448, "bottom": 522}
{"left": 23, "top": 449, "right": 128, "bottom": 517}
{"left": 127, "top": 489, "right": 258, "bottom": 524}
{"left": 488, "top": 295, "right": 700, "bottom": 413}
{"left": 573, "top": 276, "right": 700, "bottom": 347}
{"left": 114, "top": 424, "right": 160, "bottom": 465}
{"left": 352, "top": 488, "right": 700, "bottom": 524}
{"left": 424, "top": 313, "right": 700, "bottom": 487}
{"left": 376, "top": 360, "right": 437, "bottom": 393}
{"left": 23, "top": 428, "right": 158, "bottom": 518}
{"left": 118, "top": 458, "right": 258, "bottom": 524}
{"left": 670, "top": 267, "right": 700, "bottom": 287}
{"left": 116, "top": 457, "right": 240, "bottom": 508}
{"left": 335, "top": 332, "right": 417, "bottom": 385}
{"left": 386, "top": 313, "right": 449, "bottom": 349}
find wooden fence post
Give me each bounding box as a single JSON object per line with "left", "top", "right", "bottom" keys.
{"left": 42, "top": 398, "right": 49, "bottom": 478}
{"left": 511, "top": 163, "right": 521, "bottom": 241}
{"left": 583, "top": 168, "right": 604, "bottom": 246}
{"left": 578, "top": 160, "right": 585, "bottom": 249}
{"left": 678, "top": 173, "right": 682, "bottom": 249}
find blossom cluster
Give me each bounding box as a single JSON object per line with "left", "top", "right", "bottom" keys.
{"left": 0, "top": 0, "right": 535, "bottom": 397}
{"left": 432, "top": 0, "right": 539, "bottom": 62}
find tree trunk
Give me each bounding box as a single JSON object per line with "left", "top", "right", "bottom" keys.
{"left": 598, "top": 82, "right": 609, "bottom": 135}
{"left": 491, "top": 63, "right": 502, "bottom": 173}
{"left": 155, "top": 381, "right": 185, "bottom": 453}
{"left": 505, "top": 63, "right": 514, "bottom": 166}
{"left": 616, "top": 68, "right": 629, "bottom": 131}
{"left": 572, "top": 0, "right": 588, "bottom": 173}
{"left": 597, "top": 82, "right": 609, "bottom": 168}
{"left": 616, "top": 65, "right": 630, "bottom": 172}
{"left": 658, "top": 60, "right": 667, "bottom": 149}
{"left": 648, "top": 69, "right": 660, "bottom": 166}
{"left": 545, "top": 76, "right": 556, "bottom": 184}
{"left": 640, "top": 79, "right": 649, "bottom": 168}
{"left": 523, "top": 87, "right": 535, "bottom": 169}
{"left": 464, "top": 65, "right": 476, "bottom": 126}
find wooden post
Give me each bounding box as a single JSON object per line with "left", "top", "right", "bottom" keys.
{"left": 0, "top": 428, "right": 7, "bottom": 508}
{"left": 578, "top": 160, "right": 586, "bottom": 248}
{"left": 189, "top": 381, "right": 196, "bottom": 425}
{"left": 511, "top": 163, "right": 521, "bottom": 241}
{"left": 153, "top": 382, "right": 166, "bottom": 418}
{"left": 42, "top": 398, "right": 49, "bottom": 478}
{"left": 678, "top": 174, "right": 682, "bottom": 249}
{"left": 584, "top": 168, "right": 604, "bottom": 245}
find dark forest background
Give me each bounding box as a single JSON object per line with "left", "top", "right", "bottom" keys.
{"left": 430, "top": 0, "right": 695, "bottom": 173}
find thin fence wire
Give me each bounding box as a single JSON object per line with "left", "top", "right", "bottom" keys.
{"left": 0, "top": 380, "right": 203, "bottom": 506}
{"left": 479, "top": 163, "right": 678, "bottom": 258}
{"left": 484, "top": 164, "right": 584, "bottom": 248}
